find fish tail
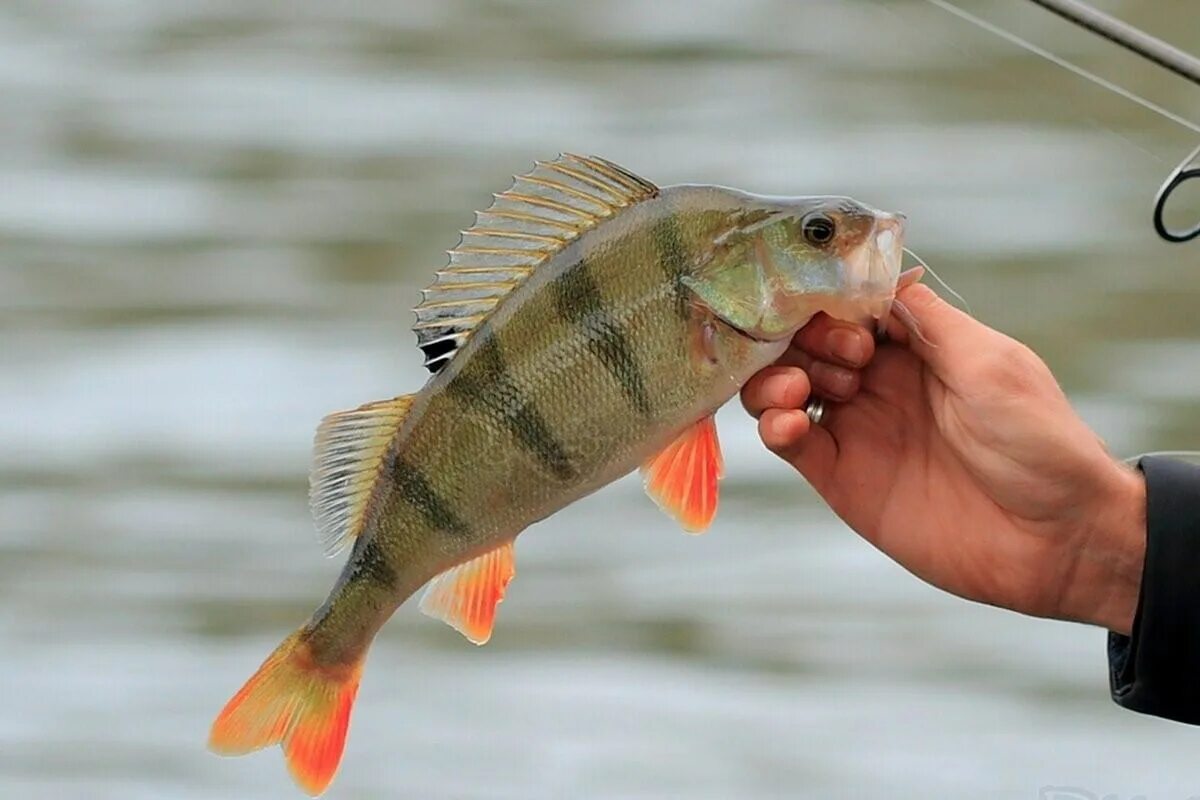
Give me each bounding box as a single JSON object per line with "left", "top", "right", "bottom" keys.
{"left": 208, "top": 628, "right": 366, "bottom": 797}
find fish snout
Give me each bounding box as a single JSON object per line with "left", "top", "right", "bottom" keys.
{"left": 840, "top": 211, "right": 906, "bottom": 322}
{"left": 860, "top": 213, "right": 907, "bottom": 324}
{"left": 872, "top": 213, "right": 906, "bottom": 289}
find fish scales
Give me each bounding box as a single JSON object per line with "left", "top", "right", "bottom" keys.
{"left": 209, "top": 155, "right": 907, "bottom": 797}
{"left": 379, "top": 194, "right": 711, "bottom": 579}
{"left": 306, "top": 194, "right": 740, "bottom": 661}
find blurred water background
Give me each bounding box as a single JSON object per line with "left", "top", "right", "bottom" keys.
{"left": 3, "top": 1, "right": 1200, "bottom": 798}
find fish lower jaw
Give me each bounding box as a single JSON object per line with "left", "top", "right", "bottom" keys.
{"left": 709, "top": 292, "right": 895, "bottom": 343}
{"left": 818, "top": 293, "right": 895, "bottom": 328}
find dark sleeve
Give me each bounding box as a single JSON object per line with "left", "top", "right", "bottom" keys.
{"left": 1109, "top": 456, "right": 1200, "bottom": 724}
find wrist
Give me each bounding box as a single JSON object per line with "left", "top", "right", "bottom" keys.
{"left": 1058, "top": 462, "right": 1147, "bottom": 635}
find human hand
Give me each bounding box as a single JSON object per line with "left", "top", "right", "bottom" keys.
{"left": 740, "top": 284, "right": 1146, "bottom": 635}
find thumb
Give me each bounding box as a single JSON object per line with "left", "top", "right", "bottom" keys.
{"left": 890, "top": 283, "right": 994, "bottom": 384}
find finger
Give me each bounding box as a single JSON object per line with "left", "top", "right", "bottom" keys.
{"left": 890, "top": 283, "right": 993, "bottom": 382}
{"left": 740, "top": 366, "right": 812, "bottom": 419}
{"left": 883, "top": 310, "right": 910, "bottom": 344}
{"left": 769, "top": 347, "right": 863, "bottom": 402}
{"left": 793, "top": 313, "right": 875, "bottom": 369}
{"left": 759, "top": 407, "right": 839, "bottom": 486}
{"left": 807, "top": 360, "right": 861, "bottom": 402}
{"left": 897, "top": 264, "right": 925, "bottom": 290}
{"left": 880, "top": 267, "right": 926, "bottom": 345}
{"left": 772, "top": 345, "right": 813, "bottom": 370}
{"left": 758, "top": 407, "right": 811, "bottom": 452}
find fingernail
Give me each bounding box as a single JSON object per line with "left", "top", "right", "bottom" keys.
{"left": 828, "top": 328, "right": 864, "bottom": 366}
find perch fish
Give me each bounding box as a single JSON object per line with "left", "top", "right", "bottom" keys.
{"left": 209, "top": 154, "right": 906, "bottom": 795}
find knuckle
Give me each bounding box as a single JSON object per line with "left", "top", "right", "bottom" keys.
{"left": 812, "top": 362, "right": 856, "bottom": 399}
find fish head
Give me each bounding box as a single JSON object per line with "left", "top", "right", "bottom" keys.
{"left": 683, "top": 194, "right": 905, "bottom": 341}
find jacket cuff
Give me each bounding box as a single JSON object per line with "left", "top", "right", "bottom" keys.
{"left": 1109, "top": 456, "right": 1200, "bottom": 724}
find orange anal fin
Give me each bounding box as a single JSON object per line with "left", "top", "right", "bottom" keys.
{"left": 640, "top": 415, "right": 724, "bottom": 534}
{"left": 419, "top": 541, "right": 515, "bottom": 645}
{"left": 209, "top": 631, "right": 364, "bottom": 797}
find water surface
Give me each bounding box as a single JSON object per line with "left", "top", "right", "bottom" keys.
{"left": 4, "top": 1, "right": 1200, "bottom": 798}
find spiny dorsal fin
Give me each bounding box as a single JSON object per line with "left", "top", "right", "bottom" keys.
{"left": 414, "top": 154, "right": 659, "bottom": 372}
{"left": 419, "top": 540, "right": 516, "bottom": 645}
{"left": 310, "top": 395, "right": 413, "bottom": 556}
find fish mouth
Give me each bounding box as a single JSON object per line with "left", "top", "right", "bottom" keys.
{"left": 830, "top": 212, "right": 906, "bottom": 327}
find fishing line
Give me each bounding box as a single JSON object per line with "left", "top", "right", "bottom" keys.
{"left": 922, "top": 0, "right": 1200, "bottom": 242}
{"left": 922, "top": 0, "right": 1200, "bottom": 137}
{"left": 894, "top": 2, "right": 1200, "bottom": 462}
{"left": 1026, "top": 0, "right": 1200, "bottom": 87}
{"left": 903, "top": 247, "right": 972, "bottom": 314}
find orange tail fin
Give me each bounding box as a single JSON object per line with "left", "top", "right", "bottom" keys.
{"left": 208, "top": 630, "right": 364, "bottom": 796}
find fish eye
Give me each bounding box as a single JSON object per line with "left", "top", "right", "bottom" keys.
{"left": 801, "top": 213, "right": 836, "bottom": 246}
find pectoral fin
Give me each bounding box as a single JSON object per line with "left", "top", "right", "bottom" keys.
{"left": 640, "top": 415, "right": 724, "bottom": 533}
{"left": 419, "top": 541, "right": 516, "bottom": 645}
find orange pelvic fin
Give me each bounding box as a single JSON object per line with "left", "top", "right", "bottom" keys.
{"left": 209, "top": 630, "right": 364, "bottom": 797}
{"left": 640, "top": 414, "right": 724, "bottom": 533}
{"left": 419, "top": 541, "right": 515, "bottom": 645}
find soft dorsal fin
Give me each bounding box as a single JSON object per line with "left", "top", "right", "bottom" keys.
{"left": 413, "top": 154, "right": 659, "bottom": 372}
{"left": 310, "top": 395, "right": 413, "bottom": 556}
{"left": 640, "top": 415, "right": 724, "bottom": 534}
{"left": 419, "top": 541, "right": 516, "bottom": 644}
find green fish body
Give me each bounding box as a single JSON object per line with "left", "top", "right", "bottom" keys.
{"left": 209, "top": 155, "right": 906, "bottom": 795}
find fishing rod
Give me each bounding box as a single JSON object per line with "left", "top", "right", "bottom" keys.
{"left": 1024, "top": 0, "right": 1200, "bottom": 244}
{"left": 929, "top": 0, "right": 1200, "bottom": 243}
{"left": 1027, "top": 0, "right": 1200, "bottom": 85}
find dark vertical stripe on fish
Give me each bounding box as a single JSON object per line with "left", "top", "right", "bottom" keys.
{"left": 553, "top": 260, "right": 653, "bottom": 416}
{"left": 448, "top": 335, "right": 576, "bottom": 481}
{"left": 652, "top": 213, "right": 691, "bottom": 316}
{"left": 391, "top": 456, "right": 472, "bottom": 537}
{"left": 352, "top": 538, "right": 399, "bottom": 589}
